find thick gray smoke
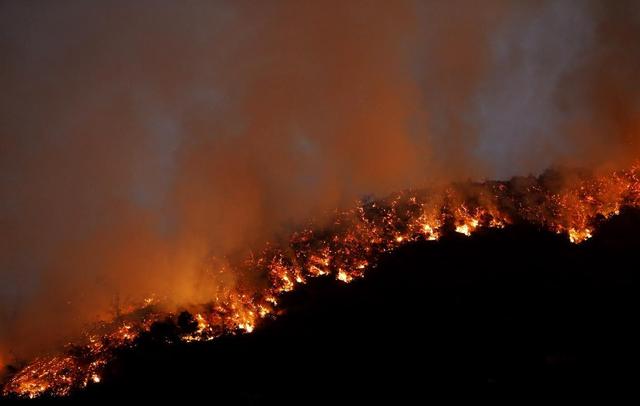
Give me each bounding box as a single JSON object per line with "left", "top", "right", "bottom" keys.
{"left": 1, "top": 0, "right": 639, "bottom": 363}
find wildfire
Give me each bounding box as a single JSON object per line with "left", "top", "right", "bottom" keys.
{"left": 3, "top": 162, "right": 640, "bottom": 398}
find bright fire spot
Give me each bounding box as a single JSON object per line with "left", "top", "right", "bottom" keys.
{"left": 195, "top": 314, "right": 207, "bottom": 333}
{"left": 336, "top": 269, "right": 353, "bottom": 283}
{"left": 280, "top": 274, "right": 294, "bottom": 291}
{"left": 238, "top": 323, "right": 254, "bottom": 333}
{"left": 455, "top": 224, "right": 471, "bottom": 236}
{"left": 422, "top": 224, "right": 439, "bottom": 240}
{"left": 258, "top": 305, "right": 270, "bottom": 317}
{"left": 568, "top": 228, "right": 593, "bottom": 244}
{"left": 308, "top": 265, "right": 328, "bottom": 277}
{"left": 91, "top": 375, "right": 100, "bottom": 384}
{"left": 265, "top": 296, "right": 278, "bottom": 305}
{"left": 456, "top": 218, "right": 479, "bottom": 236}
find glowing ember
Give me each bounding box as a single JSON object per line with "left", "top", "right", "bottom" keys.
{"left": 3, "top": 162, "right": 640, "bottom": 398}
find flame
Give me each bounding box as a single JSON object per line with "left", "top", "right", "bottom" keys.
{"left": 3, "top": 162, "right": 640, "bottom": 398}
{"left": 336, "top": 269, "right": 353, "bottom": 283}
{"left": 455, "top": 224, "right": 472, "bottom": 236}
{"left": 568, "top": 228, "right": 593, "bottom": 244}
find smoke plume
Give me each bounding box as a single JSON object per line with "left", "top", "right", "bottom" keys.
{"left": 1, "top": 0, "right": 639, "bottom": 362}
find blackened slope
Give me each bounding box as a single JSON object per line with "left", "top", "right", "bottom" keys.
{"left": 73, "top": 208, "right": 640, "bottom": 401}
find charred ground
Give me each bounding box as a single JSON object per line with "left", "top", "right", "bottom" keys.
{"left": 6, "top": 207, "right": 627, "bottom": 401}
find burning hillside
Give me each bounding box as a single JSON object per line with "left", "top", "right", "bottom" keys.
{"left": 2, "top": 162, "right": 639, "bottom": 399}
{"left": 2, "top": 0, "right": 640, "bottom": 401}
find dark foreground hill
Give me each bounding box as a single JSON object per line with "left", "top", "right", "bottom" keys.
{"left": 14, "top": 208, "right": 640, "bottom": 401}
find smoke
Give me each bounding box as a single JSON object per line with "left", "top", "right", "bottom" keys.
{"left": 474, "top": 0, "right": 640, "bottom": 177}
{"left": 1, "top": 0, "right": 639, "bottom": 362}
